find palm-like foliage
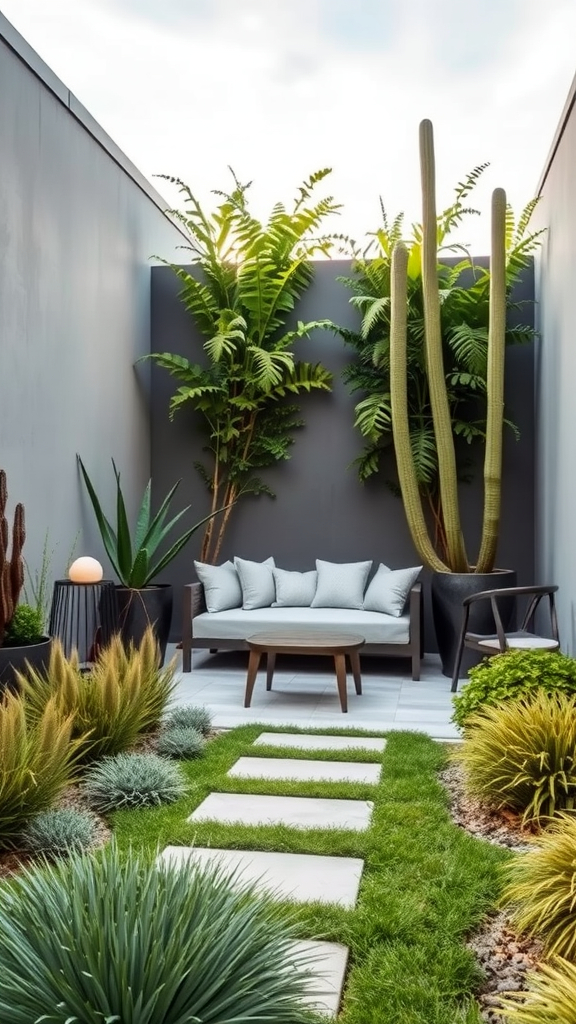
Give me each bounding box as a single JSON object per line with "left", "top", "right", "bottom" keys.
{"left": 341, "top": 173, "right": 543, "bottom": 564}
{"left": 149, "top": 169, "right": 340, "bottom": 562}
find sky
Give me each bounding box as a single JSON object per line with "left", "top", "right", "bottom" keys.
{"left": 1, "top": 0, "right": 575, "bottom": 253}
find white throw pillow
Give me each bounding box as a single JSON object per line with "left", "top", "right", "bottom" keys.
{"left": 234, "top": 556, "right": 276, "bottom": 610}
{"left": 311, "top": 559, "right": 372, "bottom": 610}
{"left": 272, "top": 568, "right": 318, "bottom": 607}
{"left": 363, "top": 564, "right": 422, "bottom": 617}
{"left": 194, "top": 560, "right": 242, "bottom": 613}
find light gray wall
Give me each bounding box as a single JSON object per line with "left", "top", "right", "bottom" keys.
{"left": 0, "top": 15, "right": 186, "bottom": 589}
{"left": 151, "top": 260, "right": 536, "bottom": 647}
{"left": 534, "top": 73, "right": 576, "bottom": 652}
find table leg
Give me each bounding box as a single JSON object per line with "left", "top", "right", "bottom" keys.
{"left": 244, "top": 650, "right": 261, "bottom": 707}
{"left": 350, "top": 651, "right": 362, "bottom": 695}
{"left": 334, "top": 653, "right": 348, "bottom": 713}
{"left": 266, "top": 652, "right": 276, "bottom": 691}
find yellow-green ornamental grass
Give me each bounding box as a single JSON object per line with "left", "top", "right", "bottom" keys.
{"left": 456, "top": 691, "right": 576, "bottom": 825}
{"left": 501, "top": 958, "right": 576, "bottom": 1024}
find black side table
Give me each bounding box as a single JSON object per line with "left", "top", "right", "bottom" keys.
{"left": 49, "top": 580, "right": 119, "bottom": 665}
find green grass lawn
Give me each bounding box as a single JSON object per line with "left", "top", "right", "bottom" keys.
{"left": 112, "top": 726, "right": 508, "bottom": 1023}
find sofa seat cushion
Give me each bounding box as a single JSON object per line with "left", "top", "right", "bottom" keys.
{"left": 192, "top": 606, "right": 410, "bottom": 644}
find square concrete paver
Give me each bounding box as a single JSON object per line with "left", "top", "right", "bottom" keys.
{"left": 253, "top": 732, "right": 386, "bottom": 754}
{"left": 159, "top": 846, "right": 364, "bottom": 907}
{"left": 292, "top": 939, "right": 349, "bottom": 1016}
{"left": 228, "top": 756, "right": 381, "bottom": 784}
{"left": 188, "top": 792, "right": 373, "bottom": 831}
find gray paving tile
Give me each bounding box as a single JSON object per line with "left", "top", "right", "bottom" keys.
{"left": 291, "top": 939, "right": 349, "bottom": 1015}
{"left": 188, "top": 792, "right": 373, "bottom": 831}
{"left": 228, "top": 756, "right": 381, "bottom": 784}
{"left": 254, "top": 732, "right": 386, "bottom": 753}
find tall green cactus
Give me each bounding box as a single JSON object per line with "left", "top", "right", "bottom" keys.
{"left": 0, "top": 470, "right": 26, "bottom": 645}
{"left": 390, "top": 120, "right": 507, "bottom": 574}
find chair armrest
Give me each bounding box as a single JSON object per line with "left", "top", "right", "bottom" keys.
{"left": 409, "top": 582, "right": 423, "bottom": 655}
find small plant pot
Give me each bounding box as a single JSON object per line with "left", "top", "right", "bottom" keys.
{"left": 0, "top": 636, "right": 53, "bottom": 693}
{"left": 116, "top": 585, "right": 173, "bottom": 663}
{"left": 431, "top": 569, "right": 517, "bottom": 677}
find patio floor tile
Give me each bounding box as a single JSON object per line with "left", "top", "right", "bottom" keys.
{"left": 228, "top": 756, "right": 382, "bottom": 784}
{"left": 253, "top": 732, "right": 386, "bottom": 753}
{"left": 187, "top": 792, "right": 373, "bottom": 831}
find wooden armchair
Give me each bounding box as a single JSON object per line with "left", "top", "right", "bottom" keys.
{"left": 451, "top": 585, "right": 560, "bottom": 692}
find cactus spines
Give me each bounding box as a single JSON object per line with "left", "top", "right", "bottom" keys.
{"left": 0, "top": 470, "right": 26, "bottom": 645}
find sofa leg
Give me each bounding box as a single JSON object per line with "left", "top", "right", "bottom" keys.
{"left": 411, "top": 651, "right": 420, "bottom": 681}
{"left": 210, "top": 648, "right": 217, "bottom": 654}
{"left": 182, "top": 644, "right": 192, "bottom": 673}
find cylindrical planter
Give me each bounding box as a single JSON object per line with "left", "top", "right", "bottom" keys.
{"left": 431, "top": 569, "right": 517, "bottom": 678}
{"left": 116, "top": 585, "right": 173, "bottom": 664}
{"left": 0, "top": 636, "right": 53, "bottom": 693}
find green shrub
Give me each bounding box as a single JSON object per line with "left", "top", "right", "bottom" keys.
{"left": 452, "top": 649, "right": 576, "bottom": 730}
{"left": 500, "top": 957, "right": 576, "bottom": 1023}
{"left": 19, "top": 629, "right": 177, "bottom": 762}
{"left": 456, "top": 691, "right": 576, "bottom": 825}
{"left": 163, "top": 703, "right": 212, "bottom": 735}
{"left": 83, "top": 752, "right": 187, "bottom": 811}
{"left": 156, "top": 725, "right": 205, "bottom": 759}
{"left": 502, "top": 813, "right": 576, "bottom": 960}
{"left": 0, "top": 842, "right": 317, "bottom": 1024}
{"left": 3, "top": 604, "right": 44, "bottom": 645}
{"left": 0, "top": 692, "right": 81, "bottom": 849}
{"left": 21, "top": 807, "right": 98, "bottom": 858}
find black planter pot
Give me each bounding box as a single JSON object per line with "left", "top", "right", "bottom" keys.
{"left": 431, "top": 569, "right": 517, "bottom": 678}
{"left": 0, "top": 636, "right": 53, "bottom": 693}
{"left": 116, "top": 585, "right": 173, "bottom": 663}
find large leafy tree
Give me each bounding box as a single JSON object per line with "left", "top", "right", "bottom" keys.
{"left": 340, "top": 167, "right": 544, "bottom": 565}
{"left": 149, "top": 169, "right": 341, "bottom": 563}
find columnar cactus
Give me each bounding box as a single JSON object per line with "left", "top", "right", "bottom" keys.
{"left": 0, "top": 470, "right": 26, "bottom": 645}
{"left": 390, "top": 119, "right": 507, "bottom": 574}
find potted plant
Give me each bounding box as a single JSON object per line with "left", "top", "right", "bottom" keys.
{"left": 0, "top": 470, "right": 52, "bottom": 691}
{"left": 388, "top": 120, "right": 531, "bottom": 676}
{"left": 77, "top": 457, "right": 227, "bottom": 660}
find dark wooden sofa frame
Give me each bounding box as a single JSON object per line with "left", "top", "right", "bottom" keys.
{"left": 182, "top": 581, "right": 423, "bottom": 680}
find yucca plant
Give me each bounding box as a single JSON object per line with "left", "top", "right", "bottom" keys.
{"left": 148, "top": 168, "right": 340, "bottom": 562}
{"left": 77, "top": 455, "right": 226, "bottom": 587}
{"left": 456, "top": 692, "right": 576, "bottom": 825}
{"left": 0, "top": 842, "right": 317, "bottom": 1024}
{"left": 499, "top": 958, "right": 576, "bottom": 1023}
{"left": 0, "top": 691, "right": 81, "bottom": 849}
{"left": 341, "top": 145, "right": 543, "bottom": 568}
{"left": 502, "top": 813, "right": 576, "bottom": 960}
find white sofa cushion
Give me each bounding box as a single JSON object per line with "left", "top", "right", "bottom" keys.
{"left": 364, "top": 564, "right": 422, "bottom": 617}
{"left": 194, "top": 559, "right": 242, "bottom": 613}
{"left": 192, "top": 606, "right": 410, "bottom": 644}
{"left": 272, "top": 568, "right": 318, "bottom": 607}
{"left": 311, "top": 559, "right": 372, "bottom": 610}
{"left": 234, "top": 556, "right": 276, "bottom": 610}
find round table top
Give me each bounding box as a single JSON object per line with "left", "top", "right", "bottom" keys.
{"left": 247, "top": 630, "right": 365, "bottom": 651}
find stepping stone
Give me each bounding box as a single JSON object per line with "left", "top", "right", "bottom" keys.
{"left": 228, "top": 756, "right": 381, "bottom": 785}
{"left": 292, "top": 939, "right": 349, "bottom": 1016}
{"left": 159, "top": 846, "right": 364, "bottom": 907}
{"left": 188, "top": 792, "right": 373, "bottom": 831}
{"left": 254, "top": 732, "right": 386, "bottom": 754}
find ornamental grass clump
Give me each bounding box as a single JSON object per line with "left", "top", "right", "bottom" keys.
{"left": 499, "top": 958, "right": 576, "bottom": 1024}
{"left": 163, "top": 702, "right": 212, "bottom": 735}
{"left": 156, "top": 725, "right": 205, "bottom": 759}
{"left": 456, "top": 691, "right": 576, "bottom": 825}
{"left": 452, "top": 649, "right": 576, "bottom": 730}
{"left": 0, "top": 692, "right": 81, "bottom": 849}
{"left": 502, "top": 813, "right": 576, "bottom": 960}
{"left": 83, "top": 752, "right": 187, "bottom": 811}
{"left": 21, "top": 807, "right": 98, "bottom": 858}
{"left": 0, "top": 842, "right": 317, "bottom": 1024}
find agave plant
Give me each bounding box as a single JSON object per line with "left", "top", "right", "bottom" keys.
{"left": 147, "top": 168, "right": 341, "bottom": 563}
{"left": 78, "top": 456, "right": 225, "bottom": 587}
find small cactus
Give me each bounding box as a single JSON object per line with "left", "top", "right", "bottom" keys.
{"left": 0, "top": 471, "right": 26, "bottom": 645}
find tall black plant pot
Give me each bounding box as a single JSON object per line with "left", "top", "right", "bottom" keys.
{"left": 0, "top": 637, "right": 53, "bottom": 694}
{"left": 431, "top": 569, "right": 517, "bottom": 678}
{"left": 116, "top": 585, "right": 173, "bottom": 664}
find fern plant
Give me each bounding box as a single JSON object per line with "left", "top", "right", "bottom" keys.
{"left": 341, "top": 168, "right": 543, "bottom": 566}
{"left": 148, "top": 169, "right": 340, "bottom": 562}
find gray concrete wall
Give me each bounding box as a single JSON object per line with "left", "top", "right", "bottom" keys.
{"left": 151, "top": 260, "right": 536, "bottom": 647}
{"left": 534, "top": 73, "right": 576, "bottom": 652}
{"left": 0, "top": 15, "right": 186, "bottom": 594}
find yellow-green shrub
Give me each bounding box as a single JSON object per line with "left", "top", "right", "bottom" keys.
{"left": 500, "top": 958, "right": 576, "bottom": 1023}
{"left": 502, "top": 813, "right": 576, "bottom": 960}
{"left": 0, "top": 692, "right": 81, "bottom": 849}
{"left": 456, "top": 691, "right": 576, "bottom": 825}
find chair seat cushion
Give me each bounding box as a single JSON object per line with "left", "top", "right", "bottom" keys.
{"left": 476, "top": 632, "right": 560, "bottom": 651}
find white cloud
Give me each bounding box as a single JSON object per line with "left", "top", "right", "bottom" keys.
{"left": 1, "top": 0, "right": 574, "bottom": 252}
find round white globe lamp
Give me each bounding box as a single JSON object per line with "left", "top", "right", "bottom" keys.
{"left": 68, "top": 556, "right": 104, "bottom": 584}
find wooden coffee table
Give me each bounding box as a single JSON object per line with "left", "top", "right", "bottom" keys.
{"left": 244, "top": 631, "right": 365, "bottom": 714}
